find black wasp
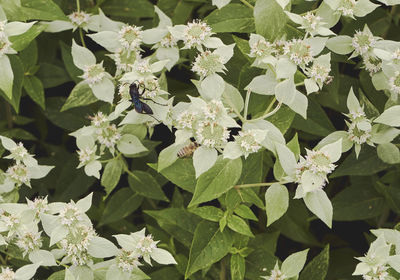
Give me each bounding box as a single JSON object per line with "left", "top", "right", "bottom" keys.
{"left": 128, "top": 81, "right": 166, "bottom": 122}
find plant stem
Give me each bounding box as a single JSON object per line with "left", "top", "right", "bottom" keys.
{"left": 79, "top": 28, "right": 87, "bottom": 48}
{"left": 252, "top": 97, "right": 281, "bottom": 121}
{"left": 295, "top": 81, "right": 305, "bottom": 86}
{"left": 235, "top": 181, "right": 287, "bottom": 189}
{"left": 219, "top": 258, "right": 226, "bottom": 280}
{"left": 4, "top": 102, "right": 13, "bottom": 129}
{"left": 0, "top": 254, "right": 7, "bottom": 265}
{"left": 76, "top": 0, "right": 80, "bottom": 11}
{"left": 222, "top": 90, "right": 246, "bottom": 123}
{"left": 239, "top": 0, "right": 254, "bottom": 9}
{"left": 243, "top": 89, "right": 251, "bottom": 120}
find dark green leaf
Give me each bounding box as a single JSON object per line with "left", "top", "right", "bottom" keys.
{"left": 145, "top": 208, "right": 201, "bottom": 247}
{"left": 23, "top": 75, "right": 45, "bottom": 109}
{"left": 332, "top": 146, "right": 390, "bottom": 177}
{"left": 189, "top": 206, "right": 224, "bottom": 222}
{"left": 61, "top": 82, "right": 97, "bottom": 112}
{"left": 128, "top": 170, "right": 169, "bottom": 201}
{"left": 60, "top": 41, "right": 83, "bottom": 83}
{"left": 19, "top": 40, "right": 38, "bottom": 70}
{"left": 299, "top": 245, "right": 330, "bottom": 280}
{"left": 36, "top": 62, "right": 70, "bottom": 88}
{"left": 157, "top": 158, "right": 196, "bottom": 193}
{"left": 231, "top": 254, "right": 246, "bottom": 280}
{"left": 189, "top": 157, "right": 242, "bottom": 207}
{"left": 101, "top": 158, "right": 123, "bottom": 196}
{"left": 101, "top": 0, "right": 154, "bottom": 19}
{"left": 205, "top": 4, "right": 255, "bottom": 33}
{"left": 185, "top": 221, "right": 234, "bottom": 278}
{"left": 332, "top": 183, "right": 385, "bottom": 221}
{"left": 254, "top": 0, "right": 287, "bottom": 40}
{"left": 9, "top": 25, "right": 46, "bottom": 52}
{"left": 100, "top": 188, "right": 143, "bottom": 226}
{"left": 227, "top": 215, "right": 254, "bottom": 237}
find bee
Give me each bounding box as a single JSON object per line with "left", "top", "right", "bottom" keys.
{"left": 177, "top": 142, "right": 200, "bottom": 158}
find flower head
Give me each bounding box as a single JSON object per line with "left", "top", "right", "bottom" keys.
{"left": 250, "top": 37, "right": 275, "bottom": 58}
{"left": 0, "top": 33, "right": 14, "bottom": 57}
{"left": 116, "top": 249, "right": 141, "bottom": 272}
{"left": 192, "top": 50, "right": 225, "bottom": 77}
{"left": 118, "top": 25, "right": 143, "bottom": 51}
{"left": 183, "top": 20, "right": 212, "bottom": 49}
{"left": 68, "top": 11, "right": 91, "bottom": 29}
{"left": 59, "top": 203, "right": 84, "bottom": 226}
{"left": 6, "top": 163, "right": 30, "bottom": 186}
{"left": 77, "top": 146, "right": 97, "bottom": 167}
{"left": 60, "top": 224, "right": 96, "bottom": 266}
{"left": 352, "top": 30, "right": 376, "bottom": 56}
{"left": 363, "top": 55, "right": 382, "bottom": 75}
{"left": 89, "top": 111, "right": 108, "bottom": 127}
{"left": 195, "top": 121, "right": 229, "bottom": 148}
{"left": 235, "top": 130, "right": 263, "bottom": 156}
{"left": 15, "top": 230, "right": 42, "bottom": 256}
{"left": 27, "top": 197, "right": 49, "bottom": 219}
{"left": 0, "top": 267, "right": 15, "bottom": 280}
{"left": 96, "top": 124, "right": 121, "bottom": 148}
{"left": 337, "top": 0, "right": 356, "bottom": 17}
{"left": 284, "top": 39, "right": 313, "bottom": 66}
{"left": 176, "top": 110, "right": 198, "bottom": 130}
{"left": 302, "top": 12, "right": 323, "bottom": 34}
{"left": 389, "top": 71, "right": 400, "bottom": 95}
{"left": 81, "top": 63, "right": 106, "bottom": 85}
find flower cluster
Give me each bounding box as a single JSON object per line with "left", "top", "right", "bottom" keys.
{"left": 0, "top": 137, "right": 54, "bottom": 199}
{"left": 353, "top": 230, "right": 400, "bottom": 279}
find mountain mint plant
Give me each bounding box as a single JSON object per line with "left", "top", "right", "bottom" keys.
{"left": 1, "top": 0, "right": 400, "bottom": 279}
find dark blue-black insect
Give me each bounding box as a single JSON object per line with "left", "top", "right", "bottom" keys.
{"left": 128, "top": 81, "right": 166, "bottom": 122}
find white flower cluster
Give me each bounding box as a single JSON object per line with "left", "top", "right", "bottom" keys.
{"left": 354, "top": 231, "right": 400, "bottom": 279}
{"left": 0, "top": 137, "right": 54, "bottom": 198}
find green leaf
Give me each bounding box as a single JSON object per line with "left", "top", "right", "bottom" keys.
{"left": 377, "top": 143, "right": 400, "bottom": 164}
{"left": 234, "top": 205, "right": 258, "bottom": 221}
{"left": 60, "top": 41, "right": 82, "bottom": 83}
{"left": 374, "top": 105, "right": 400, "bottom": 127}
{"left": 303, "top": 190, "right": 333, "bottom": 228}
{"left": 227, "top": 215, "right": 254, "bottom": 237}
{"left": 332, "top": 146, "right": 390, "bottom": 177}
{"left": 101, "top": 158, "right": 123, "bottom": 196}
{"left": 265, "top": 183, "right": 289, "bottom": 226}
{"left": 128, "top": 170, "right": 169, "bottom": 201}
{"left": 332, "top": 183, "right": 385, "bottom": 221}
{"left": 254, "top": 0, "right": 287, "bottom": 40}
{"left": 23, "top": 75, "right": 45, "bottom": 109}
{"left": 101, "top": 0, "right": 155, "bottom": 19}
{"left": 189, "top": 157, "right": 242, "bottom": 207}
{"left": 189, "top": 206, "right": 224, "bottom": 222}
{"left": 231, "top": 254, "right": 245, "bottom": 280}
{"left": 9, "top": 24, "right": 46, "bottom": 52}
{"left": 157, "top": 158, "right": 196, "bottom": 193}
{"left": 266, "top": 104, "right": 296, "bottom": 134}
{"left": 36, "top": 62, "right": 70, "bottom": 88}
{"left": 60, "top": 82, "right": 97, "bottom": 112}
{"left": 100, "top": 188, "right": 143, "bottom": 226}
{"left": 185, "top": 221, "right": 233, "bottom": 278}
{"left": 292, "top": 98, "right": 335, "bottom": 136}
{"left": 281, "top": 249, "right": 309, "bottom": 278}
{"left": 1, "top": 0, "right": 66, "bottom": 21}
{"left": 0, "top": 128, "right": 37, "bottom": 141}
{"left": 43, "top": 97, "right": 92, "bottom": 131}
{"left": 245, "top": 248, "right": 277, "bottom": 279}
{"left": 274, "top": 199, "right": 320, "bottom": 246}
{"left": 299, "top": 245, "right": 330, "bottom": 280}
{"left": 205, "top": 4, "right": 255, "bottom": 33}
{"left": 145, "top": 208, "right": 201, "bottom": 247}
{"left": 0, "top": 55, "right": 24, "bottom": 113}
{"left": 19, "top": 40, "right": 38, "bottom": 70}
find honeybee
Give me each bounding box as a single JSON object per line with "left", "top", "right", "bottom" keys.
{"left": 177, "top": 142, "right": 199, "bottom": 158}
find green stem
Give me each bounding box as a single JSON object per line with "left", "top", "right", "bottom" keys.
{"left": 222, "top": 90, "right": 246, "bottom": 123}
{"left": 239, "top": 0, "right": 254, "bottom": 9}
{"left": 79, "top": 28, "right": 87, "bottom": 48}
{"left": 0, "top": 254, "right": 7, "bottom": 265}
{"left": 235, "top": 181, "right": 287, "bottom": 189}
{"left": 243, "top": 89, "right": 251, "bottom": 120}
{"left": 295, "top": 81, "right": 305, "bottom": 86}
{"left": 219, "top": 258, "right": 226, "bottom": 280}
{"left": 252, "top": 97, "right": 281, "bottom": 121}
{"left": 76, "top": 0, "right": 81, "bottom": 11}
{"left": 4, "top": 102, "right": 13, "bottom": 129}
